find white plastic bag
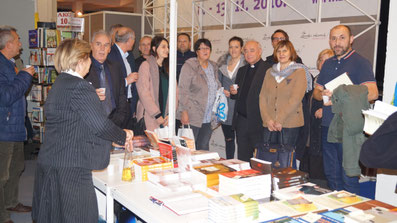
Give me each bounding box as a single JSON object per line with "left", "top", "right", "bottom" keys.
{"left": 177, "top": 125, "right": 195, "bottom": 150}
{"left": 154, "top": 126, "right": 169, "bottom": 140}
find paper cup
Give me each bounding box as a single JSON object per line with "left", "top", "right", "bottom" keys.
{"left": 98, "top": 88, "right": 106, "bottom": 94}
{"left": 25, "top": 65, "right": 32, "bottom": 68}
{"left": 323, "top": 95, "right": 329, "bottom": 104}
{"left": 233, "top": 84, "right": 238, "bottom": 90}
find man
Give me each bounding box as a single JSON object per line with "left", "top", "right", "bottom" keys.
{"left": 0, "top": 26, "right": 35, "bottom": 223}
{"left": 176, "top": 33, "right": 196, "bottom": 82}
{"left": 313, "top": 25, "right": 378, "bottom": 193}
{"left": 230, "top": 40, "right": 271, "bottom": 162}
{"left": 85, "top": 30, "right": 128, "bottom": 128}
{"left": 109, "top": 24, "right": 123, "bottom": 45}
{"left": 265, "top": 29, "right": 303, "bottom": 65}
{"left": 135, "top": 35, "right": 152, "bottom": 69}
{"left": 107, "top": 27, "right": 139, "bottom": 129}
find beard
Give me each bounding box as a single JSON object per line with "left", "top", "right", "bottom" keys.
{"left": 332, "top": 45, "right": 349, "bottom": 57}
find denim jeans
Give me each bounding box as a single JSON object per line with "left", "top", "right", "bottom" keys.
{"left": 221, "top": 124, "right": 235, "bottom": 159}
{"left": 322, "top": 127, "right": 360, "bottom": 194}
{"left": 191, "top": 123, "right": 213, "bottom": 151}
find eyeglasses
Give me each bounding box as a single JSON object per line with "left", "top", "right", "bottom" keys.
{"left": 272, "top": 37, "right": 285, "bottom": 42}
{"left": 198, "top": 47, "right": 210, "bottom": 51}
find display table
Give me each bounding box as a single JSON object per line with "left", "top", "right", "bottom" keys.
{"left": 112, "top": 182, "right": 207, "bottom": 223}
{"left": 92, "top": 153, "right": 133, "bottom": 222}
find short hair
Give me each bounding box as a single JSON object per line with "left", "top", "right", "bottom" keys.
{"left": 177, "top": 33, "right": 191, "bottom": 41}
{"left": 271, "top": 29, "right": 289, "bottom": 41}
{"left": 316, "top": 49, "right": 334, "bottom": 69}
{"left": 115, "top": 27, "right": 135, "bottom": 43}
{"left": 331, "top": 25, "right": 352, "bottom": 37}
{"left": 229, "top": 36, "right": 244, "bottom": 47}
{"left": 0, "top": 25, "right": 17, "bottom": 50}
{"left": 91, "top": 30, "right": 111, "bottom": 43}
{"left": 109, "top": 24, "right": 123, "bottom": 34}
{"left": 273, "top": 40, "right": 297, "bottom": 63}
{"left": 244, "top": 40, "right": 262, "bottom": 51}
{"left": 140, "top": 35, "right": 152, "bottom": 44}
{"left": 194, "top": 38, "right": 212, "bottom": 52}
{"left": 54, "top": 38, "right": 91, "bottom": 73}
{"left": 150, "top": 36, "right": 169, "bottom": 57}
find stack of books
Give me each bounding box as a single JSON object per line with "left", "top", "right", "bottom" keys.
{"left": 133, "top": 157, "right": 173, "bottom": 181}
{"left": 193, "top": 163, "right": 236, "bottom": 187}
{"left": 208, "top": 194, "right": 259, "bottom": 223}
{"left": 272, "top": 167, "right": 309, "bottom": 190}
{"left": 218, "top": 169, "right": 271, "bottom": 200}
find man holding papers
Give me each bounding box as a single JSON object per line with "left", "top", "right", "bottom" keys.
{"left": 313, "top": 25, "right": 378, "bottom": 194}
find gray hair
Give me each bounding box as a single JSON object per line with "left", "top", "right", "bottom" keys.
{"left": 91, "top": 30, "right": 111, "bottom": 43}
{"left": 115, "top": 28, "right": 135, "bottom": 43}
{"left": 244, "top": 39, "right": 262, "bottom": 50}
{"left": 0, "top": 25, "right": 17, "bottom": 50}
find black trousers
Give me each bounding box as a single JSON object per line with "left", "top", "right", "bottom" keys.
{"left": 235, "top": 115, "right": 263, "bottom": 162}
{"left": 221, "top": 124, "right": 236, "bottom": 159}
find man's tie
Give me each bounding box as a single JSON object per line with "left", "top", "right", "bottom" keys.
{"left": 99, "top": 65, "right": 113, "bottom": 116}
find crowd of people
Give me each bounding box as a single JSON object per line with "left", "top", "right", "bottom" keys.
{"left": 0, "top": 23, "right": 379, "bottom": 222}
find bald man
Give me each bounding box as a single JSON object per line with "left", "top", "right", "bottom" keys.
{"left": 313, "top": 25, "right": 378, "bottom": 194}
{"left": 135, "top": 36, "right": 152, "bottom": 69}
{"left": 107, "top": 26, "right": 139, "bottom": 129}
{"left": 229, "top": 40, "right": 271, "bottom": 162}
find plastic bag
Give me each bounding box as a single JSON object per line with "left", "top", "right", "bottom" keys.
{"left": 212, "top": 87, "right": 228, "bottom": 122}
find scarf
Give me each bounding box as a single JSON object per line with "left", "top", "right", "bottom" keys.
{"left": 270, "top": 63, "right": 313, "bottom": 92}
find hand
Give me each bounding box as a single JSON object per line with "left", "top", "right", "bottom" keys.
{"left": 22, "top": 66, "right": 35, "bottom": 76}
{"left": 314, "top": 108, "right": 323, "bottom": 119}
{"left": 229, "top": 85, "right": 238, "bottom": 95}
{"left": 322, "top": 89, "right": 333, "bottom": 106}
{"left": 156, "top": 116, "right": 165, "bottom": 125}
{"left": 95, "top": 88, "right": 106, "bottom": 101}
{"left": 267, "top": 120, "right": 277, "bottom": 131}
{"left": 163, "top": 115, "right": 169, "bottom": 126}
{"left": 123, "top": 129, "right": 134, "bottom": 152}
{"left": 126, "top": 72, "right": 139, "bottom": 85}
{"left": 223, "top": 89, "right": 230, "bottom": 97}
{"left": 274, "top": 122, "right": 283, "bottom": 131}
{"left": 181, "top": 111, "right": 189, "bottom": 125}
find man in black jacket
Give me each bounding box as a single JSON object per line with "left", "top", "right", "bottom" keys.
{"left": 85, "top": 30, "right": 128, "bottom": 128}
{"left": 230, "top": 40, "right": 271, "bottom": 162}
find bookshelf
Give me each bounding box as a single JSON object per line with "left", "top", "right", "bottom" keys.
{"left": 26, "top": 20, "right": 83, "bottom": 143}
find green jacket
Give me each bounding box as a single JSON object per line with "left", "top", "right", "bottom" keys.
{"left": 328, "top": 84, "right": 369, "bottom": 177}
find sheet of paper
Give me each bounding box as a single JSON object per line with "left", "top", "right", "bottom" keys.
{"left": 325, "top": 72, "right": 353, "bottom": 91}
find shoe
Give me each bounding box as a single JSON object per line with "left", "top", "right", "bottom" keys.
{"left": 3, "top": 220, "right": 14, "bottom": 223}
{"left": 6, "top": 203, "right": 32, "bottom": 212}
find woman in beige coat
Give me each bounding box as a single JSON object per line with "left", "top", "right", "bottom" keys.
{"left": 178, "top": 38, "right": 221, "bottom": 150}
{"left": 259, "top": 40, "right": 312, "bottom": 167}
{"left": 136, "top": 36, "right": 177, "bottom": 131}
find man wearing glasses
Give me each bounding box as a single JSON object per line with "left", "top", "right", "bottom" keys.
{"left": 265, "top": 29, "right": 303, "bottom": 65}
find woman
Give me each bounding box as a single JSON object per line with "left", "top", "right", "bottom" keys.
{"left": 178, "top": 38, "right": 221, "bottom": 150}
{"left": 259, "top": 40, "right": 312, "bottom": 167}
{"left": 136, "top": 36, "right": 177, "bottom": 131}
{"left": 217, "top": 36, "right": 245, "bottom": 159}
{"left": 32, "top": 39, "right": 133, "bottom": 223}
{"left": 307, "top": 49, "right": 334, "bottom": 179}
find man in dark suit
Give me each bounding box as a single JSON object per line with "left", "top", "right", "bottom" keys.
{"left": 85, "top": 30, "right": 128, "bottom": 128}
{"left": 107, "top": 27, "right": 139, "bottom": 129}
{"left": 230, "top": 40, "right": 271, "bottom": 162}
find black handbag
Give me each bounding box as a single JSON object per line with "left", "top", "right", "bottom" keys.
{"left": 254, "top": 131, "right": 295, "bottom": 169}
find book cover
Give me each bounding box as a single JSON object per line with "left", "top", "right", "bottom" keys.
{"left": 250, "top": 157, "right": 272, "bottom": 174}
{"left": 45, "top": 29, "right": 58, "bottom": 48}
{"left": 29, "top": 49, "right": 41, "bottom": 66}
{"left": 28, "top": 30, "right": 39, "bottom": 48}
{"left": 273, "top": 167, "right": 309, "bottom": 181}
{"left": 45, "top": 48, "right": 56, "bottom": 66}
{"left": 60, "top": 31, "right": 72, "bottom": 40}
{"left": 194, "top": 163, "right": 235, "bottom": 187}
{"left": 158, "top": 142, "right": 176, "bottom": 167}
{"left": 32, "top": 107, "right": 44, "bottom": 122}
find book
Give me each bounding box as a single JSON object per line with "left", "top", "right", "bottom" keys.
{"left": 28, "top": 30, "right": 39, "bottom": 48}
{"left": 208, "top": 194, "right": 259, "bottom": 222}
{"left": 45, "top": 48, "right": 56, "bottom": 66}
{"left": 144, "top": 130, "right": 160, "bottom": 148}
{"left": 133, "top": 157, "right": 173, "bottom": 181}
{"left": 193, "top": 163, "right": 235, "bottom": 187}
{"left": 60, "top": 31, "right": 72, "bottom": 40}
{"left": 29, "top": 49, "right": 42, "bottom": 65}
{"left": 45, "top": 29, "right": 58, "bottom": 48}
{"left": 29, "top": 84, "right": 42, "bottom": 101}
{"left": 32, "top": 106, "right": 44, "bottom": 122}
{"left": 250, "top": 157, "right": 272, "bottom": 174}
{"left": 273, "top": 183, "right": 331, "bottom": 200}
{"left": 324, "top": 72, "right": 353, "bottom": 92}
{"left": 362, "top": 100, "right": 397, "bottom": 135}
{"left": 191, "top": 150, "right": 220, "bottom": 161}
{"left": 311, "top": 191, "right": 370, "bottom": 210}
{"left": 150, "top": 191, "right": 208, "bottom": 215}
{"left": 158, "top": 142, "right": 176, "bottom": 167}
